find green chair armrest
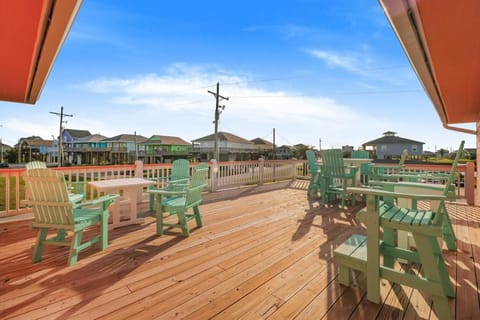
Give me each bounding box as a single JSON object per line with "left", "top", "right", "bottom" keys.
{"left": 347, "top": 187, "right": 446, "bottom": 201}
{"left": 148, "top": 189, "right": 187, "bottom": 196}
{"left": 368, "top": 180, "right": 445, "bottom": 191}
{"left": 82, "top": 194, "right": 120, "bottom": 206}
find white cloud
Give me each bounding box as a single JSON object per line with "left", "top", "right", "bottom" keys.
{"left": 4, "top": 118, "right": 56, "bottom": 141}
{"left": 307, "top": 49, "right": 363, "bottom": 73}
{"left": 81, "top": 63, "right": 394, "bottom": 147}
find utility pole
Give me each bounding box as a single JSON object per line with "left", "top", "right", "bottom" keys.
{"left": 134, "top": 131, "right": 139, "bottom": 161}
{"left": 50, "top": 106, "right": 73, "bottom": 167}
{"left": 208, "top": 82, "right": 229, "bottom": 161}
{"left": 273, "top": 128, "right": 276, "bottom": 160}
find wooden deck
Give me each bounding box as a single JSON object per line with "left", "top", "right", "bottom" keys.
{"left": 1, "top": 180, "right": 480, "bottom": 319}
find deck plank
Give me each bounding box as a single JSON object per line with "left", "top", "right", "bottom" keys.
{"left": 0, "top": 186, "right": 478, "bottom": 319}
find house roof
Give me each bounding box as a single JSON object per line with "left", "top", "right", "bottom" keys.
{"left": 379, "top": 0, "right": 480, "bottom": 126}
{"left": 363, "top": 135, "right": 424, "bottom": 146}
{"left": 278, "top": 145, "right": 295, "bottom": 151}
{"left": 143, "top": 135, "right": 191, "bottom": 146}
{"left": 75, "top": 134, "right": 107, "bottom": 143}
{"left": 64, "top": 129, "right": 91, "bottom": 139}
{"left": 20, "top": 138, "right": 54, "bottom": 147}
{"left": 101, "top": 134, "right": 148, "bottom": 143}
{"left": 0, "top": 0, "right": 82, "bottom": 104}
{"left": 250, "top": 138, "right": 273, "bottom": 146}
{"left": 193, "top": 132, "right": 253, "bottom": 145}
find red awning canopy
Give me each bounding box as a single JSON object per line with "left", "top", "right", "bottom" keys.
{"left": 379, "top": 0, "right": 480, "bottom": 125}
{"left": 0, "top": 0, "right": 82, "bottom": 104}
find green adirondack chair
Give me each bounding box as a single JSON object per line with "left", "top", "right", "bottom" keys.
{"left": 333, "top": 140, "right": 465, "bottom": 320}
{"left": 149, "top": 159, "right": 191, "bottom": 210}
{"left": 305, "top": 150, "right": 322, "bottom": 198}
{"left": 24, "top": 168, "right": 118, "bottom": 265}
{"left": 351, "top": 150, "right": 371, "bottom": 184}
{"left": 368, "top": 149, "right": 409, "bottom": 181}
{"left": 351, "top": 150, "right": 369, "bottom": 159}
{"left": 25, "top": 161, "right": 85, "bottom": 205}
{"left": 150, "top": 163, "right": 209, "bottom": 236}
{"left": 320, "top": 149, "right": 357, "bottom": 207}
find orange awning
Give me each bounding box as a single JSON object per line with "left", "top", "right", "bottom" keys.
{"left": 379, "top": 0, "right": 480, "bottom": 125}
{"left": 0, "top": 0, "right": 82, "bottom": 104}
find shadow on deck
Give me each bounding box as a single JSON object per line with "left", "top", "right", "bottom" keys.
{"left": 0, "top": 181, "right": 479, "bottom": 319}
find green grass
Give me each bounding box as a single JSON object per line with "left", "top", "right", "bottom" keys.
{"left": 0, "top": 176, "right": 26, "bottom": 211}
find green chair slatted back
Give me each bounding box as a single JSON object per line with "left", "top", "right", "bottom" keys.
{"left": 320, "top": 149, "right": 357, "bottom": 207}
{"left": 25, "top": 161, "right": 85, "bottom": 204}
{"left": 372, "top": 149, "right": 408, "bottom": 179}
{"left": 398, "top": 149, "right": 408, "bottom": 166}
{"left": 26, "top": 161, "right": 47, "bottom": 169}
{"left": 149, "top": 159, "right": 191, "bottom": 210}
{"left": 351, "top": 150, "right": 369, "bottom": 159}
{"left": 170, "top": 159, "right": 190, "bottom": 183}
{"left": 335, "top": 140, "right": 465, "bottom": 320}
{"left": 351, "top": 150, "right": 371, "bottom": 184}
{"left": 305, "top": 150, "right": 321, "bottom": 198}
{"left": 25, "top": 168, "right": 117, "bottom": 265}
{"left": 154, "top": 164, "right": 209, "bottom": 236}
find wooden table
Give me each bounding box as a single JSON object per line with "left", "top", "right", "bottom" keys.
{"left": 89, "top": 178, "right": 154, "bottom": 229}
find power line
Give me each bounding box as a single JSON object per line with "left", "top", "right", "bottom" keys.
{"left": 229, "top": 89, "right": 420, "bottom": 99}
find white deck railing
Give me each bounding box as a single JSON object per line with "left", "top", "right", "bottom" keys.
{"left": 0, "top": 159, "right": 309, "bottom": 217}
{"left": 0, "top": 159, "right": 472, "bottom": 218}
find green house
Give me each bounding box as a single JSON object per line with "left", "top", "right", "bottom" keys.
{"left": 141, "top": 135, "right": 191, "bottom": 163}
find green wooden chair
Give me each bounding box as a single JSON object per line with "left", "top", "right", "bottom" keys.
{"left": 368, "top": 149, "right": 409, "bottom": 181}
{"left": 24, "top": 168, "right": 118, "bottom": 265}
{"left": 320, "top": 149, "right": 357, "bottom": 207}
{"left": 149, "top": 159, "right": 191, "bottom": 211}
{"left": 305, "top": 150, "right": 322, "bottom": 198}
{"left": 25, "top": 161, "right": 48, "bottom": 169}
{"left": 333, "top": 140, "right": 465, "bottom": 320}
{"left": 149, "top": 164, "right": 209, "bottom": 236}
{"left": 351, "top": 150, "right": 371, "bottom": 184}
{"left": 25, "top": 161, "right": 85, "bottom": 206}
{"left": 351, "top": 150, "right": 369, "bottom": 159}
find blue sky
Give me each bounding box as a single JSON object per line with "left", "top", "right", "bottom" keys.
{"left": 1, "top": 0, "right": 475, "bottom": 151}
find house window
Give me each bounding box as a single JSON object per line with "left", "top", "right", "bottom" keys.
{"left": 412, "top": 145, "right": 418, "bottom": 153}
{"left": 380, "top": 145, "right": 387, "bottom": 151}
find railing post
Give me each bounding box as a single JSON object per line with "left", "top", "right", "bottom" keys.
{"left": 291, "top": 160, "right": 297, "bottom": 181}
{"left": 259, "top": 158, "right": 264, "bottom": 186}
{"left": 211, "top": 159, "right": 218, "bottom": 192}
{"left": 135, "top": 160, "right": 143, "bottom": 178}
{"left": 465, "top": 161, "right": 475, "bottom": 205}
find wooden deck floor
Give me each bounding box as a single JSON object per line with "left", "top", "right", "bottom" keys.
{"left": 1, "top": 181, "right": 480, "bottom": 319}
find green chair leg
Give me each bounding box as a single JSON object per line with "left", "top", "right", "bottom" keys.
{"left": 156, "top": 211, "right": 164, "bottom": 235}
{"left": 414, "top": 234, "right": 454, "bottom": 319}
{"left": 69, "top": 231, "right": 83, "bottom": 266}
{"left": 177, "top": 211, "right": 189, "bottom": 237}
{"left": 33, "top": 228, "right": 49, "bottom": 263}
{"left": 100, "top": 213, "right": 109, "bottom": 249}
{"left": 338, "top": 265, "right": 352, "bottom": 286}
{"left": 193, "top": 206, "right": 203, "bottom": 228}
